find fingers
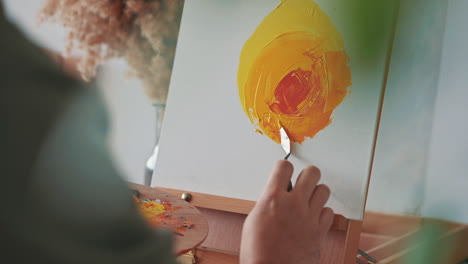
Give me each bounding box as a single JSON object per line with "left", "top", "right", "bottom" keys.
{"left": 309, "top": 184, "right": 331, "bottom": 210}
{"left": 262, "top": 160, "right": 294, "bottom": 197}
{"left": 293, "top": 166, "right": 321, "bottom": 200}
{"left": 319, "top": 207, "right": 334, "bottom": 230}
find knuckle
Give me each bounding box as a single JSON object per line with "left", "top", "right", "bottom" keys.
{"left": 323, "top": 207, "right": 334, "bottom": 216}
{"left": 320, "top": 207, "right": 335, "bottom": 226}
{"left": 260, "top": 189, "right": 277, "bottom": 202}
{"left": 317, "top": 184, "right": 331, "bottom": 196}
{"left": 306, "top": 165, "right": 321, "bottom": 175}
{"left": 303, "top": 166, "right": 321, "bottom": 180}
{"left": 265, "top": 196, "right": 283, "bottom": 212}
{"left": 276, "top": 159, "right": 293, "bottom": 170}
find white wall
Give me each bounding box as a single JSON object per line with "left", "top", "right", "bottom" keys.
{"left": 3, "top": 0, "right": 156, "bottom": 184}
{"left": 368, "top": 0, "right": 468, "bottom": 224}
{"left": 421, "top": 0, "right": 468, "bottom": 224}
{"left": 366, "top": 0, "right": 448, "bottom": 216}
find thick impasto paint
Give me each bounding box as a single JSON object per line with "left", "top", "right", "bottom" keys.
{"left": 238, "top": 0, "right": 351, "bottom": 143}
{"left": 136, "top": 197, "right": 194, "bottom": 236}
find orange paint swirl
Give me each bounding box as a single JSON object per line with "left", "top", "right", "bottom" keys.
{"left": 238, "top": 0, "right": 351, "bottom": 143}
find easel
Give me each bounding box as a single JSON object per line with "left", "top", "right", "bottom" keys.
{"left": 153, "top": 4, "right": 390, "bottom": 261}
{"left": 154, "top": 12, "right": 394, "bottom": 259}
{"left": 147, "top": 187, "right": 468, "bottom": 263}
{"left": 158, "top": 187, "right": 362, "bottom": 264}
{"left": 149, "top": 1, "right": 468, "bottom": 263}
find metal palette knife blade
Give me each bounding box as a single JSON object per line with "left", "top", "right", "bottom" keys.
{"left": 280, "top": 127, "right": 291, "bottom": 160}
{"left": 280, "top": 127, "right": 293, "bottom": 191}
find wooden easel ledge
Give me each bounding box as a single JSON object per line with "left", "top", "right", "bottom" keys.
{"left": 158, "top": 187, "right": 349, "bottom": 231}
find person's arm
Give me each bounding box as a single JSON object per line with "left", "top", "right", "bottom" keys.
{"left": 1, "top": 13, "right": 176, "bottom": 263}
{"left": 240, "top": 161, "right": 334, "bottom": 264}
{"left": 29, "top": 87, "right": 176, "bottom": 264}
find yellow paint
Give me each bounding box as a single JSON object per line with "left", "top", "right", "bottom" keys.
{"left": 138, "top": 201, "right": 166, "bottom": 219}
{"left": 238, "top": 0, "right": 351, "bottom": 143}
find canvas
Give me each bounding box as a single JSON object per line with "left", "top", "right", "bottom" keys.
{"left": 153, "top": 0, "right": 396, "bottom": 220}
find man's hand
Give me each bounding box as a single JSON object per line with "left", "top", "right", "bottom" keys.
{"left": 240, "top": 160, "right": 334, "bottom": 264}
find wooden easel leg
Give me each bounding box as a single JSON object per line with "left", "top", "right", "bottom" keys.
{"left": 343, "top": 220, "right": 363, "bottom": 264}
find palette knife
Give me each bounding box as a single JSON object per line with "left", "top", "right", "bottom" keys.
{"left": 280, "top": 127, "right": 293, "bottom": 191}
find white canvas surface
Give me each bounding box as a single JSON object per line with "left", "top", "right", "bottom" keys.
{"left": 153, "top": 0, "right": 395, "bottom": 220}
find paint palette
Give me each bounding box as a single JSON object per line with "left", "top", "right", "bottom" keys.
{"left": 129, "top": 183, "right": 208, "bottom": 255}
{"left": 136, "top": 198, "right": 194, "bottom": 236}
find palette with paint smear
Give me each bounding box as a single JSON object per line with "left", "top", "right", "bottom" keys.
{"left": 129, "top": 183, "right": 208, "bottom": 255}
{"left": 136, "top": 198, "right": 195, "bottom": 236}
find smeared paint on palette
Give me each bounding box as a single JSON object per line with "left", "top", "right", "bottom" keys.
{"left": 238, "top": 0, "right": 351, "bottom": 144}
{"left": 135, "top": 197, "right": 194, "bottom": 236}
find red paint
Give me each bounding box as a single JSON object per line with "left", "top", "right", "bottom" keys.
{"left": 269, "top": 68, "right": 315, "bottom": 115}
{"left": 163, "top": 203, "right": 181, "bottom": 212}
{"left": 149, "top": 214, "right": 194, "bottom": 234}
